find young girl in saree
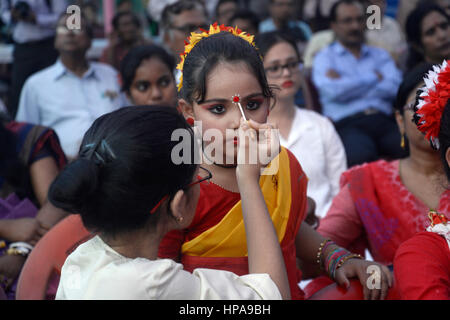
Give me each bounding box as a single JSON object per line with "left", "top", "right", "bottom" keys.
{"left": 158, "top": 23, "right": 392, "bottom": 300}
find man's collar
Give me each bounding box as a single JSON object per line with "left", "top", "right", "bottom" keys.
{"left": 333, "top": 41, "right": 369, "bottom": 57}
{"left": 53, "top": 60, "right": 97, "bottom": 81}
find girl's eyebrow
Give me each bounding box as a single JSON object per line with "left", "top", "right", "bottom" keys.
{"left": 199, "top": 93, "right": 264, "bottom": 104}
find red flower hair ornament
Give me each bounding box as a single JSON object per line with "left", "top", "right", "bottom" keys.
{"left": 414, "top": 60, "right": 450, "bottom": 150}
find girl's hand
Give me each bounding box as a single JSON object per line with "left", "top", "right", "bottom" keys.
{"left": 236, "top": 119, "right": 280, "bottom": 181}
{"left": 334, "top": 259, "right": 393, "bottom": 300}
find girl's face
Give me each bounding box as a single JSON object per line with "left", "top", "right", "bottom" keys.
{"left": 128, "top": 57, "right": 177, "bottom": 107}
{"left": 421, "top": 11, "right": 450, "bottom": 63}
{"left": 396, "top": 83, "right": 434, "bottom": 152}
{"left": 263, "top": 41, "right": 302, "bottom": 101}
{"left": 189, "top": 62, "right": 270, "bottom": 165}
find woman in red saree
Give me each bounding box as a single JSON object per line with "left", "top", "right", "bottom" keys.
{"left": 394, "top": 60, "right": 450, "bottom": 300}
{"left": 307, "top": 63, "right": 450, "bottom": 296}
{"left": 159, "top": 24, "right": 392, "bottom": 300}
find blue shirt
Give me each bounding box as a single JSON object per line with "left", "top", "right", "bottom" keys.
{"left": 312, "top": 41, "right": 402, "bottom": 122}
{"left": 16, "top": 60, "right": 126, "bottom": 159}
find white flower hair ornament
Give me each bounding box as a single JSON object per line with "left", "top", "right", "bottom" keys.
{"left": 414, "top": 60, "right": 450, "bottom": 150}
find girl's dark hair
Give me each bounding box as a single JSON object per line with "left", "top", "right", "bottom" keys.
{"left": 179, "top": 31, "right": 274, "bottom": 104}
{"left": 394, "top": 62, "right": 434, "bottom": 114}
{"left": 254, "top": 31, "right": 301, "bottom": 61}
{"left": 48, "top": 106, "right": 197, "bottom": 236}
{"left": 405, "top": 3, "right": 449, "bottom": 70}
{"left": 439, "top": 101, "right": 450, "bottom": 180}
{"left": 120, "top": 44, "right": 176, "bottom": 93}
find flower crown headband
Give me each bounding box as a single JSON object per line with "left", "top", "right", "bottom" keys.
{"left": 414, "top": 60, "right": 450, "bottom": 150}
{"left": 176, "top": 22, "right": 256, "bottom": 92}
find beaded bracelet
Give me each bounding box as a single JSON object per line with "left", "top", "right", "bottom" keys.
{"left": 6, "top": 242, "right": 34, "bottom": 257}
{"left": 316, "top": 239, "right": 334, "bottom": 270}
{"left": 326, "top": 249, "right": 348, "bottom": 278}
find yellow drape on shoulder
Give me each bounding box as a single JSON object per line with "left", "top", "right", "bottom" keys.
{"left": 181, "top": 148, "right": 292, "bottom": 257}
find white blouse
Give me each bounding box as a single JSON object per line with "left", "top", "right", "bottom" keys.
{"left": 279, "top": 108, "right": 347, "bottom": 217}
{"left": 56, "top": 236, "right": 282, "bottom": 300}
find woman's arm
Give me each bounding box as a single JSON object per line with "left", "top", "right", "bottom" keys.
{"left": 237, "top": 119, "right": 290, "bottom": 300}
{"left": 29, "top": 156, "right": 60, "bottom": 207}
{"left": 296, "top": 222, "right": 393, "bottom": 300}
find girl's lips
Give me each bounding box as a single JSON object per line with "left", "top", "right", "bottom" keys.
{"left": 282, "top": 81, "right": 294, "bottom": 88}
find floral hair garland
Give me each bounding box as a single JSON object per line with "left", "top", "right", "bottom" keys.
{"left": 176, "top": 22, "right": 256, "bottom": 92}
{"left": 414, "top": 60, "right": 450, "bottom": 150}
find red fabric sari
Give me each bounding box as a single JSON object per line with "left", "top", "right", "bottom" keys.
{"left": 318, "top": 160, "right": 450, "bottom": 264}
{"left": 159, "top": 148, "right": 308, "bottom": 300}
{"left": 394, "top": 231, "right": 450, "bottom": 299}
{"left": 306, "top": 160, "right": 450, "bottom": 299}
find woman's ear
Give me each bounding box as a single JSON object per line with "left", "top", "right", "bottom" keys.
{"left": 126, "top": 92, "right": 134, "bottom": 105}
{"left": 411, "top": 42, "right": 425, "bottom": 56}
{"left": 394, "top": 110, "right": 405, "bottom": 136}
{"left": 445, "top": 147, "right": 450, "bottom": 170}
{"left": 178, "top": 99, "right": 195, "bottom": 119}
{"left": 169, "top": 189, "right": 188, "bottom": 225}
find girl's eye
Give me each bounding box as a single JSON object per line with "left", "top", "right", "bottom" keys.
{"left": 136, "top": 81, "right": 150, "bottom": 92}
{"left": 158, "top": 77, "right": 171, "bottom": 88}
{"left": 209, "top": 105, "right": 226, "bottom": 114}
{"left": 246, "top": 100, "right": 262, "bottom": 111}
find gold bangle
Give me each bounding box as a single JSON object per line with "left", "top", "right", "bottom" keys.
{"left": 336, "top": 253, "right": 363, "bottom": 269}
{"left": 316, "top": 239, "right": 333, "bottom": 269}
{"left": 6, "top": 248, "right": 29, "bottom": 257}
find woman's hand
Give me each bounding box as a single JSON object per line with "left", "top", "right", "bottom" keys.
{"left": 0, "top": 219, "right": 43, "bottom": 245}
{"left": 0, "top": 254, "right": 27, "bottom": 291}
{"left": 236, "top": 119, "right": 280, "bottom": 181}
{"left": 334, "top": 258, "right": 393, "bottom": 300}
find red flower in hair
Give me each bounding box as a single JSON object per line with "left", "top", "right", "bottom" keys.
{"left": 415, "top": 60, "right": 450, "bottom": 149}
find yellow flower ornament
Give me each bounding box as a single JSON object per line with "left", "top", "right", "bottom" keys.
{"left": 177, "top": 22, "right": 257, "bottom": 92}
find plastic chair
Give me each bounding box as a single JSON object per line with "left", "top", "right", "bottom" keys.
{"left": 16, "top": 215, "right": 93, "bottom": 300}
{"left": 308, "top": 278, "right": 400, "bottom": 300}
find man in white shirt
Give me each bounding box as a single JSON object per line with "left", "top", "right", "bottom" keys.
{"left": 16, "top": 13, "right": 124, "bottom": 159}
{"left": 0, "top": 0, "right": 68, "bottom": 117}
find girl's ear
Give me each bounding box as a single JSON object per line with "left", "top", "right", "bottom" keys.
{"left": 178, "top": 98, "right": 195, "bottom": 119}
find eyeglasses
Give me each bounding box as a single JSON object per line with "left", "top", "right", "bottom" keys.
{"left": 169, "top": 23, "right": 209, "bottom": 35}
{"left": 265, "top": 61, "right": 302, "bottom": 78}
{"left": 336, "top": 16, "right": 365, "bottom": 25}
{"left": 149, "top": 166, "right": 212, "bottom": 214}
{"left": 186, "top": 166, "right": 212, "bottom": 188}
{"left": 403, "top": 102, "right": 415, "bottom": 112}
